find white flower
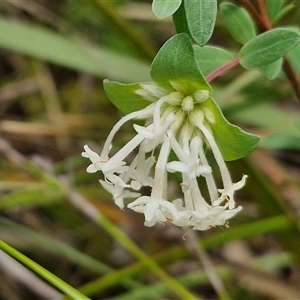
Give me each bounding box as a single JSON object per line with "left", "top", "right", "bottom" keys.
{"left": 128, "top": 196, "right": 179, "bottom": 226}
{"left": 167, "top": 137, "right": 212, "bottom": 190}
{"left": 100, "top": 180, "right": 140, "bottom": 209}
{"left": 83, "top": 81, "right": 247, "bottom": 230}
{"left": 82, "top": 145, "right": 129, "bottom": 188}
{"left": 133, "top": 97, "right": 176, "bottom": 152}
{"left": 214, "top": 175, "right": 248, "bottom": 209}
{"left": 129, "top": 155, "right": 154, "bottom": 190}
{"left": 82, "top": 145, "right": 102, "bottom": 173}
{"left": 171, "top": 199, "right": 242, "bottom": 230}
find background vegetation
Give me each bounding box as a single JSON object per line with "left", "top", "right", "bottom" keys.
{"left": 0, "top": 0, "right": 300, "bottom": 299}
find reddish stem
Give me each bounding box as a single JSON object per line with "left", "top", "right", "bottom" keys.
{"left": 238, "top": 0, "right": 300, "bottom": 101}
{"left": 239, "top": 0, "right": 266, "bottom": 31}
{"left": 206, "top": 57, "right": 240, "bottom": 82}
{"left": 257, "top": 0, "right": 272, "bottom": 29}
{"left": 283, "top": 59, "right": 300, "bottom": 100}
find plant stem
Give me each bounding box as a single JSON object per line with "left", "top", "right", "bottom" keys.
{"left": 257, "top": 0, "right": 271, "bottom": 29}
{"left": 67, "top": 189, "right": 200, "bottom": 300}
{"left": 184, "top": 231, "right": 233, "bottom": 300}
{"left": 240, "top": 0, "right": 266, "bottom": 31}
{"left": 238, "top": 0, "right": 300, "bottom": 101}
{"left": 206, "top": 57, "right": 240, "bottom": 82}
{"left": 283, "top": 58, "right": 300, "bottom": 100}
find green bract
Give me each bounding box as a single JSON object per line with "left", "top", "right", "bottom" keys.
{"left": 103, "top": 81, "right": 149, "bottom": 114}
{"left": 205, "top": 98, "right": 259, "bottom": 161}
{"left": 103, "top": 33, "right": 259, "bottom": 161}
{"left": 150, "top": 34, "right": 211, "bottom": 90}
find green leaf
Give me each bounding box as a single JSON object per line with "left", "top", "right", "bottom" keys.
{"left": 286, "top": 42, "right": 300, "bottom": 74}
{"left": 150, "top": 34, "right": 211, "bottom": 91}
{"left": 193, "top": 45, "right": 234, "bottom": 76}
{"left": 266, "top": 0, "right": 284, "bottom": 20}
{"left": 220, "top": 2, "right": 256, "bottom": 44}
{"left": 271, "top": 4, "right": 295, "bottom": 25}
{"left": 0, "top": 17, "right": 150, "bottom": 82}
{"left": 172, "top": 2, "right": 190, "bottom": 36}
{"left": 184, "top": 0, "right": 217, "bottom": 46}
{"left": 152, "top": 0, "right": 182, "bottom": 18}
{"left": 261, "top": 133, "right": 300, "bottom": 150}
{"left": 259, "top": 58, "right": 283, "bottom": 79}
{"left": 103, "top": 80, "right": 150, "bottom": 114}
{"left": 0, "top": 217, "right": 111, "bottom": 275}
{"left": 206, "top": 97, "right": 260, "bottom": 161}
{"left": 239, "top": 28, "right": 300, "bottom": 68}
{"left": 231, "top": 102, "right": 300, "bottom": 136}
{"left": 0, "top": 188, "right": 63, "bottom": 210}
{"left": 294, "top": 117, "right": 300, "bottom": 131}
{"left": 0, "top": 240, "right": 90, "bottom": 300}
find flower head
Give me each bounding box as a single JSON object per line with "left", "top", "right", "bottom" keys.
{"left": 82, "top": 34, "right": 259, "bottom": 231}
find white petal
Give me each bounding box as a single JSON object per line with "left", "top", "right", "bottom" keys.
{"left": 111, "top": 175, "right": 129, "bottom": 187}
{"left": 123, "top": 190, "right": 141, "bottom": 199}
{"left": 195, "top": 165, "right": 212, "bottom": 177}
{"left": 233, "top": 175, "right": 248, "bottom": 190}
{"left": 219, "top": 206, "right": 242, "bottom": 220}
{"left": 144, "top": 201, "right": 160, "bottom": 221}
{"left": 82, "top": 145, "right": 100, "bottom": 163}
{"left": 127, "top": 196, "right": 150, "bottom": 210}
{"left": 133, "top": 124, "right": 154, "bottom": 139}
{"left": 130, "top": 180, "right": 142, "bottom": 190}
{"left": 166, "top": 161, "right": 189, "bottom": 173}
{"left": 100, "top": 180, "right": 124, "bottom": 209}
{"left": 86, "top": 164, "right": 98, "bottom": 173}
{"left": 160, "top": 200, "right": 179, "bottom": 219}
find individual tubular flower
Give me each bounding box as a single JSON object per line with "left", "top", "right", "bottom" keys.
{"left": 82, "top": 33, "right": 259, "bottom": 230}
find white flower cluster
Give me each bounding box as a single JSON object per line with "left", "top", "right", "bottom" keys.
{"left": 82, "top": 81, "right": 246, "bottom": 230}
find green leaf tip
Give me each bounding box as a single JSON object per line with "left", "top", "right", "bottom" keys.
{"left": 206, "top": 97, "right": 260, "bottom": 161}
{"left": 150, "top": 33, "right": 211, "bottom": 91}
{"left": 152, "top": 0, "right": 182, "bottom": 18}
{"left": 184, "top": 0, "right": 217, "bottom": 46}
